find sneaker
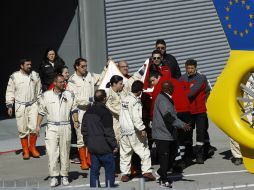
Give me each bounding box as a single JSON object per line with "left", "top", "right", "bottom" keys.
{"left": 62, "top": 177, "right": 69, "bottom": 186}
{"left": 159, "top": 180, "right": 172, "bottom": 188}
{"left": 234, "top": 158, "right": 243, "bottom": 166}
{"left": 50, "top": 177, "right": 58, "bottom": 187}
{"left": 155, "top": 171, "right": 160, "bottom": 180}
{"left": 143, "top": 172, "right": 156, "bottom": 181}
{"left": 121, "top": 175, "right": 130, "bottom": 182}
{"left": 71, "top": 157, "right": 81, "bottom": 164}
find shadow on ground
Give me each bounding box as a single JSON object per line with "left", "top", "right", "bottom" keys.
{"left": 15, "top": 146, "right": 46, "bottom": 157}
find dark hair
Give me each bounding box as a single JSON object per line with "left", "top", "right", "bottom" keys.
{"left": 149, "top": 71, "right": 161, "bottom": 79}
{"left": 155, "top": 39, "right": 166, "bottom": 46}
{"left": 152, "top": 49, "right": 162, "bottom": 57}
{"left": 106, "top": 75, "right": 123, "bottom": 88}
{"left": 185, "top": 59, "right": 197, "bottom": 67}
{"left": 20, "top": 58, "right": 32, "bottom": 65}
{"left": 42, "top": 48, "right": 65, "bottom": 66}
{"left": 94, "top": 89, "right": 107, "bottom": 102}
{"left": 55, "top": 66, "right": 68, "bottom": 75}
{"left": 43, "top": 48, "right": 56, "bottom": 61}
{"left": 73, "top": 58, "right": 87, "bottom": 71}
{"left": 131, "top": 80, "right": 144, "bottom": 93}
{"left": 149, "top": 63, "right": 159, "bottom": 73}
{"left": 53, "top": 74, "right": 64, "bottom": 82}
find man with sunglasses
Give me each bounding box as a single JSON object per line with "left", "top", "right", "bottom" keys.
{"left": 67, "top": 58, "right": 106, "bottom": 170}
{"left": 143, "top": 49, "right": 170, "bottom": 90}
{"left": 155, "top": 39, "right": 181, "bottom": 79}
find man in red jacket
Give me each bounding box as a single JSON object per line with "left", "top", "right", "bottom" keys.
{"left": 144, "top": 50, "right": 191, "bottom": 170}
{"left": 179, "top": 59, "right": 213, "bottom": 164}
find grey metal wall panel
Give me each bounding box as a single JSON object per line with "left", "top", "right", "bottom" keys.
{"left": 105, "top": 0, "right": 230, "bottom": 86}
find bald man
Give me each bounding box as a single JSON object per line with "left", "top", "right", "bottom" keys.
{"left": 152, "top": 81, "right": 190, "bottom": 188}
{"left": 118, "top": 60, "right": 130, "bottom": 78}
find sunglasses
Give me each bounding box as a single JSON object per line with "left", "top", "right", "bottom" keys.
{"left": 80, "top": 65, "right": 87, "bottom": 68}
{"left": 156, "top": 47, "right": 165, "bottom": 50}
{"left": 153, "top": 57, "right": 161, "bottom": 60}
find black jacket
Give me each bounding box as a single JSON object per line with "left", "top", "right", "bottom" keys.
{"left": 81, "top": 102, "right": 117, "bottom": 154}
{"left": 39, "top": 59, "right": 65, "bottom": 91}
{"left": 162, "top": 53, "right": 181, "bottom": 79}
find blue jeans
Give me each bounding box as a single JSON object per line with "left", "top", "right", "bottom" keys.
{"left": 90, "top": 153, "right": 115, "bottom": 187}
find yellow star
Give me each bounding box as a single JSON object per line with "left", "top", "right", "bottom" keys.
{"left": 229, "top": 1, "right": 233, "bottom": 5}
{"left": 228, "top": 24, "right": 232, "bottom": 29}
{"left": 235, "top": 0, "right": 238, "bottom": 3}
{"left": 234, "top": 30, "right": 238, "bottom": 35}
{"left": 250, "top": 14, "right": 253, "bottom": 19}
{"left": 245, "top": 29, "right": 249, "bottom": 34}
{"left": 246, "top": 5, "right": 250, "bottom": 10}
{"left": 226, "top": 6, "right": 230, "bottom": 12}
{"left": 240, "top": 32, "right": 244, "bottom": 37}
{"left": 250, "top": 22, "right": 253, "bottom": 27}
{"left": 225, "top": 16, "right": 229, "bottom": 20}
{"left": 242, "top": 0, "right": 246, "bottom": 5}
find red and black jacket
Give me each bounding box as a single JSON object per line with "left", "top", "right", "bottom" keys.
{"left": 179, "top": 72, "right": 209, "bottom": 114}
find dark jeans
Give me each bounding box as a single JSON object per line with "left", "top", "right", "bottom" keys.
{"left": 90, "top": 153, "right": 115, "bottom": 187}
{"left": 155, "top": 140, "right": 177, "bottom": 182}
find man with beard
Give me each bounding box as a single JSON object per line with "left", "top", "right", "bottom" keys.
{"left": 6, "top": 58, "right": 41, "bottom": 160}
{"left": 36, "top": 74, "right": 79, "bottom": 187}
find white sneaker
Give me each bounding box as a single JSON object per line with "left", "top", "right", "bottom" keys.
{"left": 50, "top": 177, "right": 58, "bottom": 187}
{"left": 155, "top": 171, "right": 160, "bottom": 180}
{"left": 62, "top": 177, "right": 69, "bottom": 186}
{"left": 159, "top": 181, "right": 172, "bottom": 188}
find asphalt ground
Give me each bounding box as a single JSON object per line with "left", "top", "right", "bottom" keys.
{"left": 0, "top": 118, "right": 253, "bottom": 189}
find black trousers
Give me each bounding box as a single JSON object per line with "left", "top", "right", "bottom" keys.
{"left": 70, "top": 116, "right": 78, "bottom": 158}
{"left": 190, "top": 112, "right": 209, "bottom": 144}
{"left": 155, "top": 140, "right": 177, "bottom": 182}
{"left": 177, "top": 112, "right": 192, "bottom": 146}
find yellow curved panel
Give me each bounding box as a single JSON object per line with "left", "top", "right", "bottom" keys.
{"left": 207, "top": 50, "right": 254, "bottom": 173}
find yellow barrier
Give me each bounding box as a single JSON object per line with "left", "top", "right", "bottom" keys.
{"left": 207, "top": 50, "right": 254, "bottom": 173}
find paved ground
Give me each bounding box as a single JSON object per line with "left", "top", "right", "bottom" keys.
{"left": 0, "top": 118, "right": 253, "bottom": 189}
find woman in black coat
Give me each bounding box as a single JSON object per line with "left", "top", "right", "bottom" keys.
{"left": 39, "top": 48, "right": 65, "bottom": 92}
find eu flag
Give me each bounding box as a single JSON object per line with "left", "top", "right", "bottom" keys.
{"left": 213, "top": 0, "right": 254, "bottom": 50}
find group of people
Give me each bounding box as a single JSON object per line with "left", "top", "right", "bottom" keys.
{"left": 5, "top": 39, "right": 217, "bottom": 188}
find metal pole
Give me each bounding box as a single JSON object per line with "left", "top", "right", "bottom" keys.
{"left": 139, "top": 178, "right": 145, "bottom": 190}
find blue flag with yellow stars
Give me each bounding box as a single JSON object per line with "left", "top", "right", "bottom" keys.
{"left": 213, "top": 0, "right": 254, "bottom": 50}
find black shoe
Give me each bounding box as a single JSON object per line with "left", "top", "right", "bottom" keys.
{"left": 196, "top": 156, "right": 204, "bottom": 164}
{"left": 233, "top": 158, "right": 243, "bottom": 166}
{"left": 172, "top": 161, "right": 184, "bottom": 173}
{"left": 204, "top": 144, "right": 215, "bottom": 159}
{"left": 210, "top": 145, "right": 217, "bottom": 151}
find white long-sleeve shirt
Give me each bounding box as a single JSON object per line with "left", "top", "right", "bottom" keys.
{"left": 5, "top": 70, "right": 41, "bottom": 107}
{"left": 120, "top": 93, "right": 145, "bottom": 135}
{"left": 106, "top": 71, "right": 144, "bottom": 118}
{"left": 38, "top": 90, "right": 77, "bottom": 124}
{"left": 67, "top": 70, "right": 105, "bottom": 110}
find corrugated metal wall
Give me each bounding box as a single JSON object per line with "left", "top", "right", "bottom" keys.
{"left": 104, "top": 0, "right": 230, "bottom": 86}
